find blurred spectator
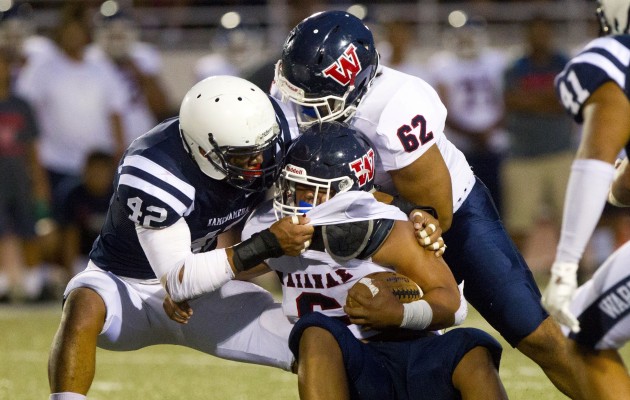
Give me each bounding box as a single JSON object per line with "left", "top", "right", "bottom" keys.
{"left": 0, "top": 3, "right": 56, "bottom": 87}
{"left": 428, "top": 17, "right": 508, "bottom": 212}
{"left": 59, "top": 151, "right": 115, "bottom": 279}
{"left": 501, "top": 15, "right": 575, "bottom": 255}
{"left": 88, "top": 10, "right": 170, "bottom": 145}
{"left": 193, "top": 29, "right": 246, "bottom": 82}
{"left": 244, "top": 0, "right": 327, "bottom": 92}
{"left": 378, "top": 19, "right": 430, "bottom": 80}
{"left": 15, "top": 3, "right": 127, "bottom": 225}
{"left": 0, "top": 49, "right": 52, "bottom": 302}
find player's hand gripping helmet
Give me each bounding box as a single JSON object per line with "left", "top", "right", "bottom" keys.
{"left": 180, "top": 75, "right": 286, "bottom": 192}
{"left": 274, "top": 10, "right": 379, "bottom": 126}
{"left": 273, "top": 121, "right": 376, "bottom": 217}
{"left": 597, "top": 0, "right": 630, "bottom": 35}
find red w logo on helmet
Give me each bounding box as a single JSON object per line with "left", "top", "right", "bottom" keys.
{"left": 323, "top": 44, "right": 363, "bottom": 86}
{"left": 349, "top": 148, "right": 375, "bottom": 187}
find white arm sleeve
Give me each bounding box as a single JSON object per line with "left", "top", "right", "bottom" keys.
{"left": 136, "top": 217, "right": 235, "bottom": 302}
{"left": 555, "top": 159, "right": 615, "bottom": 264}
{"left": 136, "top": 217, "right": 191, "bottom": 280}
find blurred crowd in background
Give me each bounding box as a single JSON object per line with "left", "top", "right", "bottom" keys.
{"left": 0, "top": 0, "right": 628, "bottom": 303}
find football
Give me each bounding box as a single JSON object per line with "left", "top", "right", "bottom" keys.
{"left": 346, "top": 271, "right": 423, "bottom": 307}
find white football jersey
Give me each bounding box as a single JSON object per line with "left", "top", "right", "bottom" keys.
{"left": 272, "top": 66, "right": 475, "bottom": 212}
{"left": 351, "top": 66, "right": 475, "bottom": 212}
{"left": 243, "top": 194, "right": 407, "bottom": 340}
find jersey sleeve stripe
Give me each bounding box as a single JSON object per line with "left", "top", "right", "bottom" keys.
{"left": 118, "top": 174, "right": 190, "bottom": 215}
{"left": 587, "top": 48, "right": 627, "bottom": 73}
{"left": 122, "top": 155, "right": 196, "bottom": 198}
{"left": 584, "top": 37, "right": 630, "bottom": 65}
{"left": 570, "top": 52, "right": 626, "bottom": 88}
{"left": 121, "top": 165, "right": 193, "bottom": 206}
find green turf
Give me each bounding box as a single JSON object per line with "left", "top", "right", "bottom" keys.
{"left": 1, "top": 302, "right": 627, "bottom": 399}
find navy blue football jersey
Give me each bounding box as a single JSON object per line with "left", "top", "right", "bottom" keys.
{"left": 89, "top": 117, "right": 269, "bottom": 279}
{"left": 555, "top": 35, "right": 630, "bottom": 130}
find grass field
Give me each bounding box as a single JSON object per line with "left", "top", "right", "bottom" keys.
{"left": 1, "top": 298, "right": 628, "bottom": 400}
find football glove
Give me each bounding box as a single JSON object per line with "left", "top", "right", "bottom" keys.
{"left": 542, "top": 261, "right": 580, "bottom": 333}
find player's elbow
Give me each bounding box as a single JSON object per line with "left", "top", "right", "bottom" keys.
{"left": 427, "top": 286, "right": 461, "bottom": 329}
{"left": 442, "top": 292, "right": 461, "bottom": 323}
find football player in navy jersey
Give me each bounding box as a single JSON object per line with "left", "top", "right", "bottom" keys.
{"left": 47, "top": 75, "right": 314, "bottom": 400}
{"left": 541, "top": 1, "right": 630, "bottom": 397}
{"left": 272, "top": 10, "right": 597, "bottom": 400}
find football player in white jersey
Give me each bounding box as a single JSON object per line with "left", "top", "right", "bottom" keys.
{"left": 47, "top": 76, "right": 314, "bottom": 400}
{"left": 272, "top": 10, "right": 598, "bottom": 400}
{"left": 542, "top": 0, "right": 630, "bottom": 397}
{"left": 240, "top": 121, "right": 507, "bottom": 400}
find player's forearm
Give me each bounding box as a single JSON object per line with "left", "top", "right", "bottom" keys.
{"left": 167, "top": 249, "right": 236, "bottom": 302}
{"left": 422, "top": 288, "right": 460, "bottom": 329}
{"left": 136, "top": 218, "right": 235, "bottom": 301}
{"left": 167, "top": 229, "right": 284, "bottom": 302}
{"left": 555, "top": 159, "right": 615, "bottom": 264}
{"left": 389, "top": 150, "right": 453, "bottom": 230}
{"left": 409, "top": 191, "right": 452, "bottom": 232}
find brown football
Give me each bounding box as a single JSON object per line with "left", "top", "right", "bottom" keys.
{"left": 346, "top": 271, "right": 423, "bottom": 307}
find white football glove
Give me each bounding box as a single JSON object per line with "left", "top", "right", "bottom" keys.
{"left": 542, "top": 261, "right": 580, "bottom": 333}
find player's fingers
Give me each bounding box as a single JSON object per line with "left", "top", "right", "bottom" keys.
{"left": 428, "top": 237, "right": 445, "bottom": 254}
{"left": 411, "top": 211, "right": 424, "bottom": 228}
{"left": 346, "top": 313, "right": 370, "bottom": 326}
{"left": 176, "top": 304, "right": 193, "bottom": 318}
{"left": 344, "top": 304, "right": 367, "bottom": 319}
{"left": 347, "top": 289, "right": 373, "bottom": 306}
{"left": 561, "top": 307, "right": 581, "bottom": 333}
{"left": 418, "top": 223, "right": 436, "bottom": 239}
{"left": 169, "top": 309, "right": 189, "bottom": 324}
{"left": 290, "top": 214, "right": 311, "bottom": 225}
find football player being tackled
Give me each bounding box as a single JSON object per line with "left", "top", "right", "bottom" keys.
{"left": 272, "top": 10, "right": 601, "bottom": 400}
{"left": 243, "top": 122, "right": 508, "bottom": 400}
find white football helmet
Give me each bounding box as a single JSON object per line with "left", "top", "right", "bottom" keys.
{"left": 597, "top": 0, "right": 630, "bottom": 35}
{"left": 179, "top": 75, "right": 285, "bottom": 192}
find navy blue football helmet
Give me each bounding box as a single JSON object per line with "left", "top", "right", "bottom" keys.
{"left": 274, "top": 121, "right": 376, "bottom": 216}
{"left": 274, "top": 11, "right": 379, "bottom": 126}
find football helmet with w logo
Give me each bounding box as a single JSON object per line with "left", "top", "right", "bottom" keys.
{"left": 275, "top": 10, "right": 379, "bottom": 126}
{"left": 273, "top": 121, "right": 376, "bottom": 217}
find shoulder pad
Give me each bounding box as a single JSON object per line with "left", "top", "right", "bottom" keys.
{"left": 323, "top": 219, "right": 395, "bottom": 263}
